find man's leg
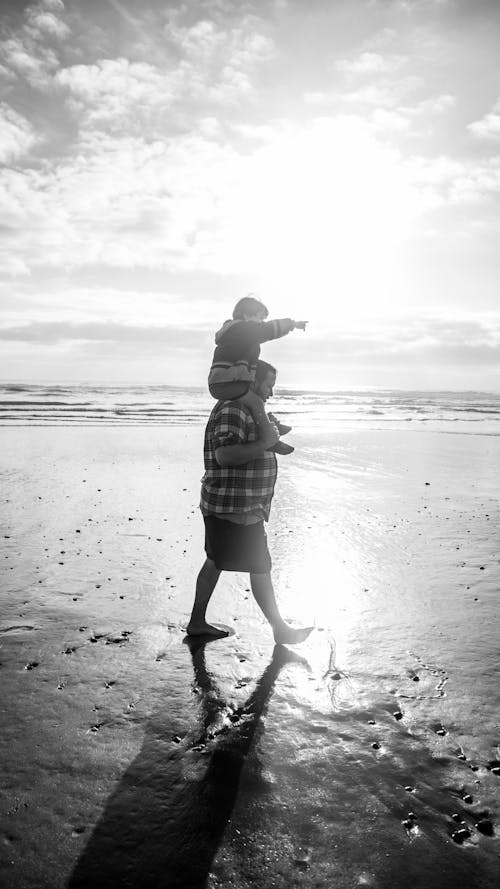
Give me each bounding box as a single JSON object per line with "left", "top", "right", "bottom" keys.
{"left": 250, "top": 572, "right": 313, "bottom": 645}
{"left": 187, "top": 558, "right": 228, "bottom": 637}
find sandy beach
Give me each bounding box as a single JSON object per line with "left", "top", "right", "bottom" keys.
{"left": 1, "top": 424, "right": 500, "bottom": 888}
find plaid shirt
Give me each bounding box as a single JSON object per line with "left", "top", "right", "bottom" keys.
{"left": 200, "top": 401, "right": 277, "bottom": 521}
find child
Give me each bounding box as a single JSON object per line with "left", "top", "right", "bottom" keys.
{"left": 208, "top": 295, "right": 307, "bottom": 454}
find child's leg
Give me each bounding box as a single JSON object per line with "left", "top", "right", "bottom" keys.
{"left": 239, "top": 389, "right": 273, "bottom": 430}
{"left": 240, "top": 389, "right": 295, "bottom": 455}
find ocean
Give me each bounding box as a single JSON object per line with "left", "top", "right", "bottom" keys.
{"left": 1, "top": 383, "right": 500, "bottom": 434}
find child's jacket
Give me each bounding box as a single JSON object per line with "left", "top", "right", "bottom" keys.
{"left": 208, "top": 318, "right": 295, "bottom": 388}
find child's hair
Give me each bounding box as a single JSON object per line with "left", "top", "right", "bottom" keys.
{"left": 232, "top": 294, "right": 268, "bottom": 320}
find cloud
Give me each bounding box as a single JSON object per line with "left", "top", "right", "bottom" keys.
{"left": 303, "top": 90, "right": 332, "bottom": 106}
{"left": 370, "top": 107, "right": 411, "bottom": 132}
{"left": 0, "top": 130, "right": 241, "bottom": 274}
{"left": 0, "top": 256, "right": 31, "bottom": 277}
{"left": 55, "top": 58, "right": 179, "bottom": 128}
{"left": 468, "top": 100, "right": 500, "bottom": 140}
{"left": 26, "top": 6, "right": 71, "bottom": 40}
{"left": 369, "top": 93, "right": 455, "bottom": 135}
{"left": 54, "top": 16, "right": 274, "bottom": 131}
{"left": 161, "top": 13, "right": 274, "bottom": 104}
{"left": 0, "top": 320, "right": 210, "bottom": 357}
{"left": 362, "top": 27, "right": 398, "bottom": 50}
{"left": 336, "top": 51, "right": 406, "bottom": 75}
{"left": 39, "top": 0, "right": 65, "bottom": 10}
{"left": 0, "top": 62, "right": 17, "bottom": 82}
{"left": 406, "top": 154, "right": 500, "bottom": 206}
{"left": 0, "top": 0, "right": 69, "bottom": 88}
{"left": 163, "top": 14, "right": 274, "bottom": 65}
{"left": 0, "top": 283, "right": 222, "bottom": 330}
{"left": 2, "top": 314, "right": 499, "bottom": 376}
{"left": 305, "top": 89, "right": 455, "bottom": 132}
{"left": 340, "top": 76, "right": 422, "bottom": 108}
{"left": 0, "top": 35, "right": 59, "bottom": 87}
{"left": 273, "top": 313, "right": 500, "bottom": 372}
{"left": 2, "top": 111, "right": 500, "bottom": 285}
{"left": 417, "top": 93, "right": 455, "bottom": 114}
{"left": 0, "top": 103, "right": 38, "bottom": 162}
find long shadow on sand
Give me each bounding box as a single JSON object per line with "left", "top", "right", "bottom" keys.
{"left": 67, "top": 640, "right": 303, "bottom": 889}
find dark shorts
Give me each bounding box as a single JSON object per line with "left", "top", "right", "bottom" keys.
{"left": 203, "top": 515, "right": 272, "bottom": 574}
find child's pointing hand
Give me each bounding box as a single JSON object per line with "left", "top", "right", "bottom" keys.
{"left": 294, "top": 320, "right": 308, "bottom": 331}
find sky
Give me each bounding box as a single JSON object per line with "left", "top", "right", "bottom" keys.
{"left": 1, "top": 0, "right": 500, "bottom": 390}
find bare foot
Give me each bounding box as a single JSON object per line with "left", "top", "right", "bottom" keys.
{"left": 274, "top": 625, "right": 314, "bottom": 645}
{"left": 186, "top": 621, "right": 230, "bottom": 638}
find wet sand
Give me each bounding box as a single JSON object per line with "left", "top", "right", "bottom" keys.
{"left": 1, "top": 425, "right": 499, "bottom": 888}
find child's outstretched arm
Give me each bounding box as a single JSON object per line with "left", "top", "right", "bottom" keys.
{"left": 252, "top": 318, "right": 308, "bottom": 345}
{"left": 223, "top": 318, "right": 308, "bottom": 350}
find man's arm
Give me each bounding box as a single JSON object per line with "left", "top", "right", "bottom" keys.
{"left": 215, "top": 425, "right": 279, "bottom": 467}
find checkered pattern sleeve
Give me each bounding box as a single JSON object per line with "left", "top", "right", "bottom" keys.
{"left": 212, "top": 404, "right": 248, "bottom": 448}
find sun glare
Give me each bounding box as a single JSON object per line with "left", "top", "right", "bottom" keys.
{"left": 218, "top": 119, "right": 420, "bottom": 322}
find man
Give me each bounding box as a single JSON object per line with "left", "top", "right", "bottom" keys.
{"left": 187, "top": 359, "right": 313, "bottom": 645}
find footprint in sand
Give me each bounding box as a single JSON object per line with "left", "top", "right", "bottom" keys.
{"left": 434, "top": 724, "right": 448, "bottom": 736}
{"left": 451, "top": 826, "right": 471, "bottom": 844}
{"left": 402, "top": 812, "right": 419, "bottom": 834}
{"left": 475, "top": 817, "right": 494, "bottom": 836}
{"left": 293, "top": 846, "right": 312, "bottom": 870}
{"left": 105, "top": 633, "right": 129, "bottom": 645}
{"left": 0, "top": 625, "right": 36, "bottom": 635}
{"left": 88, "top": 723, "right": 104, "bottom": 734}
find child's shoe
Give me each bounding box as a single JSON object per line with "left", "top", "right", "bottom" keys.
{"left": 270, "top": 441, "right": 294, "bottom": 455}
{"left": 268, "top": 413, "right": 292, "bottom": 436}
